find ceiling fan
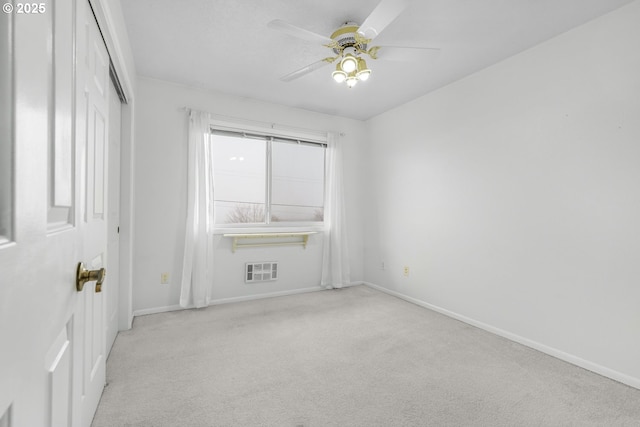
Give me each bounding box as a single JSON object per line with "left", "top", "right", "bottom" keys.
{"left": 267, "top": 0, "right": 440, "bottom": 88}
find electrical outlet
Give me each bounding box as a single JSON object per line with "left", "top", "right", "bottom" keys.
{"left": 403, "top": 266, "right": 410, "bottom": 277}
{"left": 380, "top": 261, "right": 385, "bottom": 270}
{"left": 160, "top": 272, "right": 170, "bottom": 284}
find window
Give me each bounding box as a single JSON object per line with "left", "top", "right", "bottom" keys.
{"left": 212, "top": 135, "right": 266, "bottom": 223}
{"left": 211, "top": 129, "right": 326, "bottom": 225}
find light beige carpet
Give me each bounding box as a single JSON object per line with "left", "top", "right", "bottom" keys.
{"left": 92, "top": 285, "right": 640, "bottom": 427}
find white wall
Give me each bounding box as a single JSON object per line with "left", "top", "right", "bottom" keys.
{"left": 363, "top": 1, "right": 640, "bottom": 387}
{"left": 132, "top": 77, "right": 365, "bottom": 313}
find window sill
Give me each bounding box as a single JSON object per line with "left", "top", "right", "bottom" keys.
{"left": 220, "top": 230, "right": 320, "bottom": 253}
{"left": 213, "top": 224, "right": 324, "bottom": 235}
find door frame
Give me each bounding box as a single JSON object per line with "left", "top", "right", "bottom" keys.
{"left": 89, "top": 0, "right": 136, "bottom": 331}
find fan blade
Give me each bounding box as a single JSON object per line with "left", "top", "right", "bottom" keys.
{"left": 279, "top": 59, "right": 331, "bottom": 82}
{"left": 357, "top": 0, "right": 408, "bottom": 41}
{"left": 267, "top": 19, "right": 332, "bottom": 44}
{"left": 374, "top": 46, "right": 441, "bottom": 62}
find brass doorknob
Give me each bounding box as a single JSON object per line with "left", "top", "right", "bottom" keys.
{"left": 76, "top": 262, "right": 106, "bottom": 293}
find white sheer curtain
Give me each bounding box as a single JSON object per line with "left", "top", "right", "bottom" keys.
{"left": 321, "top": 132, "right": 351, "bottom": 288}
{"left": 180, "top": 110, "right": 215, "bottom": 308}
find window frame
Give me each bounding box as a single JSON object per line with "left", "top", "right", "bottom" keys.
{"left": 209, "top": 119, "right": 327, "bottom": 233}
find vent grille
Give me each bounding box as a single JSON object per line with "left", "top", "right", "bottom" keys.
{"left": 245, "top": 262, "right": 278, "bottom": 283}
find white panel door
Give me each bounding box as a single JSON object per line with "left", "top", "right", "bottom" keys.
{"left": 74, "top": 1, "right": 111, "bottom": 425}
{"left": 0, "top": 1, "right": 110, "bottom": 426}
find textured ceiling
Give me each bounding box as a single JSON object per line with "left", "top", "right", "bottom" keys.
{"left": 120, "top": 0, "right": 633, "bottom": 120}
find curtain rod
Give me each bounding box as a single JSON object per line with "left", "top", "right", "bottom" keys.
{"left": 211, "top": 128, "right": 327, "bottom": 148}
{"left": 179, "top": 107, "right": 346, "bottom": 138}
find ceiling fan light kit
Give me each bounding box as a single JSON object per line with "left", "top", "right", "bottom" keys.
{"left": 332, "top": 64, "right": 347, "bottom": 83}
{"left": 346, "top": 75, "right": 359, "bottom": 88}
{"left": 268, "top": 0, "right": 438, "bottom": 89}
{"left": 340, "top": 47, "right": 359, "bottom": 73}
{"left": 330, "top": 27, "right": 371, "bottom": 88}
{"left": 356, "top": 58, "right": 371, "bottom": 81}
{"left": 333, "top": 55, "right": 371, "bottom": 87}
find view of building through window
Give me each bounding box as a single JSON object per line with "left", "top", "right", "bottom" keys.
{"left": 211, "top": 132, "right": 325, "bottom": 224}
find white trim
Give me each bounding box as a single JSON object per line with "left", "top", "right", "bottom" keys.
{"left": 134, "top": 287, "right": 323, "bottom": 316}
{"left": 118, "top": 101, "right": 135, "bottom": 331}
{"left": 133, "top": 304, "right": 185, "bottom": 317}
{"left": 362, "top": 281, "right": 640, "bottom": 390}
{"left": 330, "top": 281, "right": 362, "bottom": 290}
{"left": 207, "top": 286, "right": 322, "bottom": 306}
{"left": 133, "top": 282, "right": 364, "bottom": 317}
{"left": 88, "top": 0, "right": 136, "bottom": 101}
{"left": 0, "top": 241, "right": 16, "bottom": 250}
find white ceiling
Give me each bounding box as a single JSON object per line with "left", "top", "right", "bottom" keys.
{"left": 120, "top": 0, "right": 633, "bottom": 121}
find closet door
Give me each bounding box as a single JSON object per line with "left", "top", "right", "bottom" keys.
{"left": 74, "top": 0, "right": 111, "bottom": 425}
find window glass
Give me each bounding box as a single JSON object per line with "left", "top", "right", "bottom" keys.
{"left": 211, "top": 131, "right": 326, "bottom": 226}
{"left": 212, "top": 135, "right": 266, "bottom": 224}
{"left": 271, "top": 142, "right": 324, "bottom": 222}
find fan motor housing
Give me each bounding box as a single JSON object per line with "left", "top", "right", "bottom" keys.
{"left": 330, "top": 22, "right": 367, "bottom": 54}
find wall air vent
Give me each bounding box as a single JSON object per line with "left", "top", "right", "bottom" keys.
{"left": 245, "top": 262, "right": 278, "bottom": 283}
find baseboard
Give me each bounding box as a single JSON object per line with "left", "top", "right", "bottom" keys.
{"left": 207, "top": 286, "right": 323, "bottom": 306}
{"left": 132, "top": 283, "right": 365, "bottom": 317}
{"left": 133, "top": 304, "right": 184, "bottom": 317}
{"left": 362, "top": 281, "right": 640, "bottom": 390}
